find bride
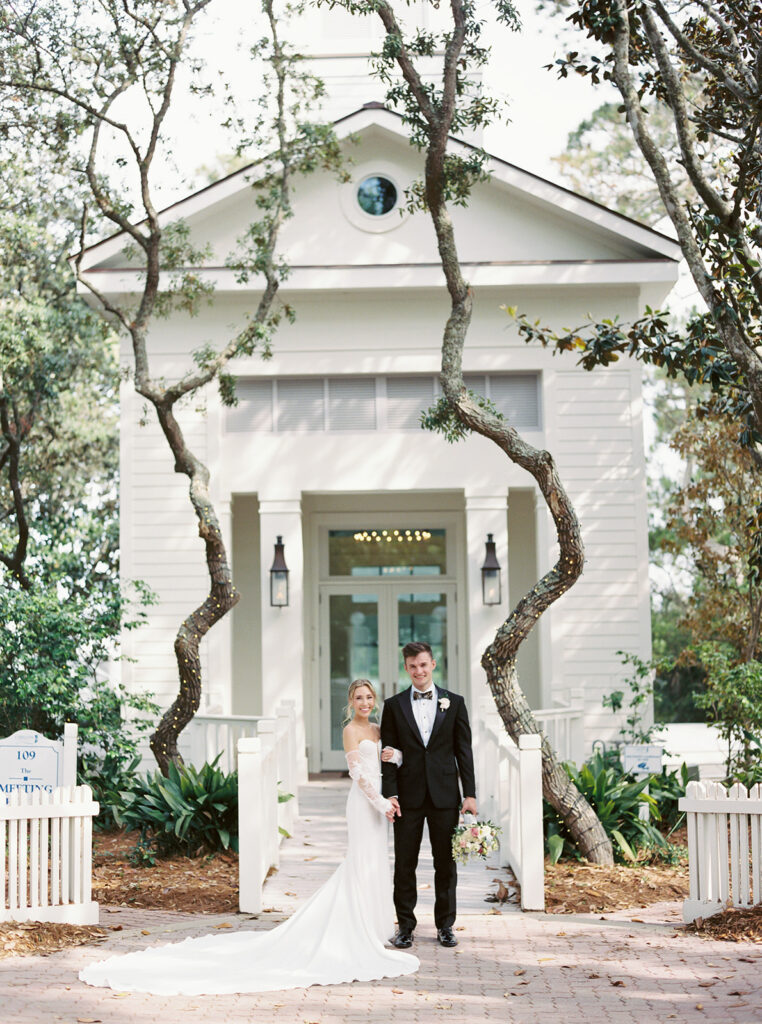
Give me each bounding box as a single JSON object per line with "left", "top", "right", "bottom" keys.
{"left": 79, "top": 679, "right": 419, "bottom": 994}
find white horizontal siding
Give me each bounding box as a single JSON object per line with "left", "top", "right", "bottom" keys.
{"left": 123, "top": 394, "right": 213, "bottom": 717}
{"left": 547, "top": 367, "right": 648, "bottom": 749}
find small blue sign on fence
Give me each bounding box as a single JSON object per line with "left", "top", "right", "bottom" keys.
{"left": 622, "top": 744, "right": 663, "bottom": 776}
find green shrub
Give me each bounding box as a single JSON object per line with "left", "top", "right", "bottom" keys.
{"left": 115, "top": 757, "right": 239, "bottom": 859}
{"left": 545, "top": 751, "right": 670, "bottom": 864}
{"left": 646, "top": 762, "right": 690, "bottom": 834}
{"left": 693, "top": 642, "right": 762, "bottom": 776}
{"left": 0, "top": 584, "right": 157, "bottom": 828}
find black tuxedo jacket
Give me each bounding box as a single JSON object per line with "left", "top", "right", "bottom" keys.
{"left": 380, "top": 686, "right": 476, "bottom": 810}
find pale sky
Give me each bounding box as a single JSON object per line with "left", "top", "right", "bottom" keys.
{"left": 154, "top": 0, "right": 611, "bottom": 203}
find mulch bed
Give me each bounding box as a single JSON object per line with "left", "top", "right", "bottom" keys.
{"left": 0, "top": 921, "right": 107, "bottom": 959}
{"left": 92, "top": 829, "right": 239, "bottom": 914}
{"left": 542, "top": 860, "right": 690, "bottom": 914}
{"left": 686, "top": 904, "right": 762, "bottom": 943}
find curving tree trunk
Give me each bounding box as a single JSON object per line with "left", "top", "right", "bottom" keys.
{"left": 147, "top": 402, "right": 239, "bottom": 772}
{"left": 365, "top": 0, "right": 614, "bottom": 863}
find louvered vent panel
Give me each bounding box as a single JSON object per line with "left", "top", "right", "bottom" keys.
{"left": 224, "top": 379, "right": 273, "bottom": 432}
{"left": 462, "top": 374, "right": 487, "bottom": 397}
{"left": 385, "top": 376, "right": 434, "bottom": 430}
{"left": 328, "top": 378, "right": 376, "bottom": 430}
{"left": 277, "top": 378, "right": 325, "bottom": 431}
{"left": 489, "top": 374, "right": 540, "bottom": 428}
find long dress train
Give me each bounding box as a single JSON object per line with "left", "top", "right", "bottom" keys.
{"left": 78, "top": 739, "right": 419, "bottom": 994}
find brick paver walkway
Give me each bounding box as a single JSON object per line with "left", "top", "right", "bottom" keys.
{"left": 2, "top": 778, "right": 761, "bottom": 1024}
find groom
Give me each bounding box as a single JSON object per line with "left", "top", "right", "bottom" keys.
{"left": 381, "top": 640, "right": 477, "bottom": 949}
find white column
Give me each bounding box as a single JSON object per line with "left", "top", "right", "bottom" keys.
{"left": 464, "top": 493, "right": 508, "bottom": 717}
{"left": 259, "top": 497, "right": 308, "bottom": 782}
{"left": 533, "top": 488, "right": 555, "bottom": 710}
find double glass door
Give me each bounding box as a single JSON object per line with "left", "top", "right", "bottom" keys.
{"left": 319, "top": 583, "right": 456, "bottom": 770}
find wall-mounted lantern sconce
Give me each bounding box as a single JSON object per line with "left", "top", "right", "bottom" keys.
{"left": 270, "top": 535, "right": 289, "bottom": 607}
{"left": 481, "top": 533, "right": 502, "bottom": 606}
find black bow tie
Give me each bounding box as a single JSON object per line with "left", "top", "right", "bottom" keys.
{"left": 413, "top": 690, "right": 433, "bottom": 700}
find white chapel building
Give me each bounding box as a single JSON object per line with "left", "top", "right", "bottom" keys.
{"left": 79, "top": 14, "right": 680, "bottom": 776}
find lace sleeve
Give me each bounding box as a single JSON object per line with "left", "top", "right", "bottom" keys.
{"left": 346, "top": 750, "right": 392, "bottom": 817}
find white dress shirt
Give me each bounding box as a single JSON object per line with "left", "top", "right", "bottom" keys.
{"left": 411, "top": 684, "right": 437, "bottom": 746}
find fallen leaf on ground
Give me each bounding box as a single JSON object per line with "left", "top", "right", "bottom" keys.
{"left": 514, "top": 969, "right": 525, "bottom": 976}
{"left": 490, "top": 879, "right": 510, "bottom": 903}
{"left": 213, "top": 922, "right": 232, "bottom": 929}
{"left": 140, "top": 930, "right": 151, "bottom": 935}
{"left": 610, "top": 980, "right": 626, "bottom": 987}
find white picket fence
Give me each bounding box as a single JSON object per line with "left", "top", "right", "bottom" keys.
{"left": 679, "top": 780, "right": 762, "bottom": 923}
{"left": 237, "top": 704, "right": 300, "bottom": 914}
{"left": 0, "top": 785, "right": 99, "bottom": 924}
{"left": 185, "top": 713, "right": 270, "bottom": 775}
{"left": 477, "top": 700, "right": 544, "bottom": 911}
{"left": 534, "top": 688, "right": 585, "bottom": 766}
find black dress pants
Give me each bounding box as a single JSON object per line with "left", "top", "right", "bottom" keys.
{"left": 392, "top": 795, "right": 460, "bottom": 932}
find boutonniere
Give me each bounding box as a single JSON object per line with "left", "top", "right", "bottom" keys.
{"left": 438, "top": 695, "right": 451, "bottom": 712}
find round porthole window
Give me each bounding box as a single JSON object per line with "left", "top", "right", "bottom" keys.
{"left": 356, "top": 175, "right": 398, "bottom": 217}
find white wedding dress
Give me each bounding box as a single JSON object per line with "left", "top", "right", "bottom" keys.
{"left": 79, "top": 739, "right": 419, "bottom": 994}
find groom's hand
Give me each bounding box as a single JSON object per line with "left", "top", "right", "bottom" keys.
{"left": 388, "top": 796, "right": 402, "bottom": 819}
{"left": 461, "top": 797, "right": 478, "bottom": 816}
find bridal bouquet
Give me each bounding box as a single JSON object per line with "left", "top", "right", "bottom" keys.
{"left": 451, "top": 819, "right": 501, "bottom": 864}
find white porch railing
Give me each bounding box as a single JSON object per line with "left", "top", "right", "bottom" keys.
{"left": 0, "top": 785, "right": 99, "bottom": 924}
{"left": 477, "top": 700, "right": 544, "bottom": 911}
{"left": 185, "top": 714, "right": 269, "bottom": 774}
{"left": 679, "top": 780, "right": 762, "bottom": 923}
{"left": 533, "top": 688, "right": 585, "bottom": 766}
{"left": 237, "top": 703, "right": 300, "bottom": 914}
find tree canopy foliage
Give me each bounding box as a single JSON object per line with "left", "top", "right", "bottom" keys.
{"left": 0, "top": 151, "right": 117, "bottom": 593}
{"left": 660, "top": 414, "right": 761, "bottom": 662}
{"left": 518, "top": 0, "right": 762, "bottom": 449}
{"left": 0, "top": 0, "right": 342, "bottom": 772}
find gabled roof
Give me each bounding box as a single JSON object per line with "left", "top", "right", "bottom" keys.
{"left": 79, "top": 104, "right": 681, "bottom": 274}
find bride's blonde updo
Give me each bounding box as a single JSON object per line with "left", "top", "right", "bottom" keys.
{"left": 343, "top": 678, "right": 378, "bottom": 725}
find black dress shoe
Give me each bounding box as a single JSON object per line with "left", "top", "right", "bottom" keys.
{"left": 391, "top": 930, "right": 414, "bottom": 949}
{"left": 437, "top": 927, "right": 458, "bottom": 947}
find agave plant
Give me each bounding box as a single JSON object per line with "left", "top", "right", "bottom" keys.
{"left": 115, "top": 756, "right": 239, "bottom": 859}
{"left": 545, "top": 752, "right": 671, "bottom": 864}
